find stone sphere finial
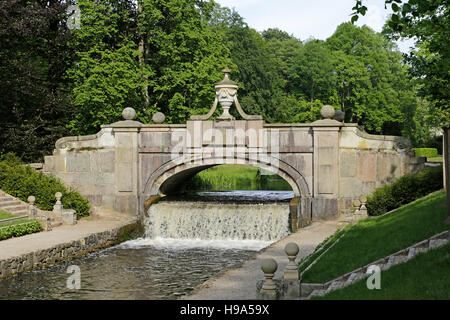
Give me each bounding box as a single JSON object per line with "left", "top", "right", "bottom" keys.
{"left": 122, "top": 107, "right": 136, "bottom": 120}
{"left": 284, "top": 242, "right": 299, "bottom": 256}
{"left": 152, "top": 112, "right": 165, "bottom": 124}
{"left": 353, "top": 199, "right": 361, "bottom": 208}
{"left": 27, "top": 195, "right": 35, "bottom": 204}
{"left": 359, "top": 195, "right": 367, "bottom": 204}
{"left": 55, "top": 192, "right": 62, "bottom": 200}
{"left": 320, "top": 105, "right": 335, "bottom": 119}
{"left": 334, "top": 110, "right": 345, "bottom": 122}
{"left": 261, "top": 258, "right": 278, "bottom": 274}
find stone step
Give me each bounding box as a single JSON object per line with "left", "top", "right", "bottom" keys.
{"left": 344, "top": 272, "right": 364, "bottom": 286}
{"left": 309, "top": 289, "right": 326, "bottom": 298}
{"left": 1, "top": 205, "right": 28, "bottom": 213}
{"left": 429, "top": 239, "right": 448, "bottom": 249}
{"left": 0, "top": 200, "right": 22, "bottom": 208}
{"left": 325, "top": 280, "right": 344, "bottom": 294}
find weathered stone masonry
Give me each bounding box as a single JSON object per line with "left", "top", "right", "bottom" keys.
{"left": 42, "top": 71, "right": 424, "bottom": 229}
{"left": 0, "top": 220, "right": 140, "bottom": 279}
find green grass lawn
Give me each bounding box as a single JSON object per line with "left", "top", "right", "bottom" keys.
{"left": 314, "top": 242, "right": 450, "bottom": 300}
{"left": 427, "top": 156, "right": 443, "bottom": 163}
{"left": 300, "top": 190, "right": 449, "bottom": 283}
{"left": 0, "top": 210, "right": 18, "bottom": 220}
{"left": 0, "top": 210, "right": 29, "bottom": 228}
{"left": 0, "top": 218, "right": 31, "bottom": 227}
{"left": 186, "top": 164, "right": 292, "bottom": 191}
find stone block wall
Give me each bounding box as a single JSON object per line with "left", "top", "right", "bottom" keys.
{"left": 0, "top": 220, "right": 141, "bottom": 279}
{"left": 43, "top": 128, "right": 120, "bottom": 212}
{"left": 338, "top": 125, "right": 424, "bottom": 214}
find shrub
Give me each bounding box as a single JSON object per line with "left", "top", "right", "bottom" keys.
{"left": 0, "top": 220, "right": 42, "bottom": 240}
{"left": 413, "top": 148, "right": 438, "bottom": 158}
{"left": 0, "top": 153, "right": 90, "bottom": 218}
{"left": 366, "top": 166, "right": 443, "bottom": 216}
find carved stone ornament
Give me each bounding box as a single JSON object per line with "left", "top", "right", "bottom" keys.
{"left": 190, "top": 68, "right": 263, "bottom": 121}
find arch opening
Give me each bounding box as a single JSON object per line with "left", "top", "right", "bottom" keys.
{"left": 160, "top": 164, "right": 294, "bottom": 196}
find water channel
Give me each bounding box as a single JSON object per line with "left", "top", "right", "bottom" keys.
{"left": 0, "top": 190, "right": 294, "bottom": 300}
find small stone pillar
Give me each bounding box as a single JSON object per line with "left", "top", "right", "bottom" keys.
{"left": 53, "top": 192, "right": 63, "bottom": 217}
{"left": 52, "top": 192, "right": 77, "bottom": 225}
{"left": 45, "top": 215, "right": 52, "bottom": 231}
{"left": 282, "top": 242, "right": 301, "bottom": 299}
{"left": 27, "top": 196, "right": 37, "bottom": 218}
{"left": 257, "top": 258, "right": 279, "bottom": 300}
{"left": 359, "top": 195, "right": 368, "bottom": 219}
{"left": 352, "top": 199, "right": 361, "bottom": 222}
{"left": 284, "top": 242, "right": 300, "bottom": 280}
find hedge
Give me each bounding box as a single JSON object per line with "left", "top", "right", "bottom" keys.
{"left": 413, "top": 148, "right": 438, "bottom": 158}
{"left": 0, "top": 153, "right": 90, "bottom": 218}
{"left": 366, "top": 166, "right": 443, "bottom": 216}
{"left": 0, "top": 220, "right": 42, "bottom": 240}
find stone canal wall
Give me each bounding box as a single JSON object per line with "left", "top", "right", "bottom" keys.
{"left": 0, "top": 220, "right": 142, "bottom": 280}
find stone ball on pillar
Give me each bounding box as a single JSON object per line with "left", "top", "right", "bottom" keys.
{"left": 320, "top": 105, "right": 336, "bottom": 119}
{"left": 284, "top": 242, "right": 299, "bottom": 256}
{"left": 122, "top": 107, "right": 136, "bottom": 120}
{"left": 359, "top": 195, "right": 367, "bottom": 204}
{"left": 55, "top": 192, "right": 62, "bottom": 200}
{"left": 261, "top": 258, "right": 278, "bottom": 274}
{"left": 152, "top": 112, "right": 165, "bottom": 124}
{"left": 334, "top": 110, "right": 345, "bottom": 122}
{"left": 27, "top": 195, "right": 35, "bottom": 204}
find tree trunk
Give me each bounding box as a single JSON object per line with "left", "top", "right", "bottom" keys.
{"left": 138, "top": 0, "right": 150, "bottom": 107}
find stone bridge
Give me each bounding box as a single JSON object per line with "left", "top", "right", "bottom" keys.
{"left": 43, "top": 69, "right": 424, "bottom": 230}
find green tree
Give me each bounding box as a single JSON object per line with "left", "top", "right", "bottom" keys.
{"left": 326, "top": 23, "right": 417, "bottom": 134}
{"left": 262, "top": 28, "right": 303, "bottom": 96}
{"left": 352, "top": 0, "right": 449, "bottom": 125}
{"left": 0, "top": 0, "right": 75, "bottom": 162}
{"left": 68, "top": 0, "right": 233, "bottom": 134}
{"left": 290, "top": 39, "right": 335, "bottom": 104}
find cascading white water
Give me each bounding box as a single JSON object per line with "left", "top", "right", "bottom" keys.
{"left": 145, "top": 201, "right": 290, "bottom": 242}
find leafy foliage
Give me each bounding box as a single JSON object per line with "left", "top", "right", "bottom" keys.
{"left": 0, "top": 154, "right": 90, "bottom": 218}
{"left": 366, "top": 166, "right": 443, "bottom": 216}
{"left": 0, "top": 0, "right": 442, "bottom": 162}
{"left": 413, "top": 148, "right": 438, "bottom": 158}
{"left": 352, "top": 0, "right": 449, "bottom": 126}
{"left": 0, "top": 0, "right": 76, "bottom": 162}
{"left": 0, "top": 220, "right": 42, "bottom": 240}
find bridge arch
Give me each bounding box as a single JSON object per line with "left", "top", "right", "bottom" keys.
{"left": 142, "top": 155, "right": 311, "bottom": 198}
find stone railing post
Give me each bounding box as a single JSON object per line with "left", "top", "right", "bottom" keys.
{"left": 52, "top": 192, "right": 77, "bottom": 225}
{"left": 53, "top": 192, "right": 63, "bottom": 217}
{"left": 257, "top": 258, "right": 279, "bottom": 300}
{"left": 27, "top": 196, "right": 37, "bottom": 218}
{"left": 284, "top": 242, "right": 300, "bottom": 280}
{"left": 45, "top": 215, "right": 52, "bottom": 231}
{"left": 359, "top": 195, "right": 368, "bottom": 219}
{"left": 282, "top": 242, "right": 301, "bottom": 299}
{"left": 352, "top": 199, "right": 361, "bottom": 222}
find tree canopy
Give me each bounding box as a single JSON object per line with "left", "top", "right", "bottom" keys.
{"left": 0, "top": 0, "right": 442, "bottom": 161}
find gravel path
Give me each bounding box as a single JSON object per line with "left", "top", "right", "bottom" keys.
{"left": 181, "top": 220, "right": 341, "bottom": 300}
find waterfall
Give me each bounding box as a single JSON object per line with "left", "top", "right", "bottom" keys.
{"left": 145, "top": 201, "right": 290, "bottom": 242}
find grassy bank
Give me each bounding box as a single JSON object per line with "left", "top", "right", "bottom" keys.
{"left": 185, "top": 164, "right": 292, "bottom": 191}
{"left": 300, "top": 190, "right": 449, "bottom": 283}
{"left": 314, "top": 242, "right": 450, "bottom": 300}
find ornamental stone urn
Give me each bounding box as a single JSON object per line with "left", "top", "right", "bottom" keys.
{"left": 215, "top": 68, "right": 238, "bottom": 120}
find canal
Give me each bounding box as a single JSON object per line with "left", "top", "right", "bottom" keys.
{"left": 0, "top": 191, "right": 294, "bottom": 299}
